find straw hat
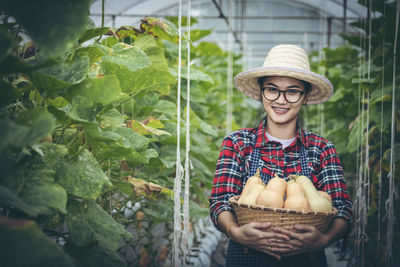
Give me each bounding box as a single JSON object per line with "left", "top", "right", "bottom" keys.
{"left": 234, "top": 44, "right": 333, "bottom": 105}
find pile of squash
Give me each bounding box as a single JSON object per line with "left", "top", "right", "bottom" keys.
{"left": 238, "top": 170, "right": 333, "bottom": 213}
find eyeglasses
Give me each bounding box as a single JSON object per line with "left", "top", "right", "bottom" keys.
{"left": 262, "top": 87, "right": 305, "bottom": 103}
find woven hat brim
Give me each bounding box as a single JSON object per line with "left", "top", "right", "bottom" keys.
{"left": 234, "top": 66, "right": 333, "bottom": 105}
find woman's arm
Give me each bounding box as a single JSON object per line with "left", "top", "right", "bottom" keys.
{"left": 270, "top": 217, "right": 349, "bottom": 256}
{"left": 218, "top": 210, "right": 293, "bottom": 260}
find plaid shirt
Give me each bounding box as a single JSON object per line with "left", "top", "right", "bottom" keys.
{"left": 209, "top": 120, "right": 353, "bottom": 230}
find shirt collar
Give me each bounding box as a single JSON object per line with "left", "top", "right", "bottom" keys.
{"left": 255, "top": 119, "right": 306, "bottom": 148}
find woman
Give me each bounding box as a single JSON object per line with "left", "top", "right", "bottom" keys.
{"left": 209, "top": 45, "right": 352, "bottom": 266}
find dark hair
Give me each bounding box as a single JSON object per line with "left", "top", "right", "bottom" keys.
{"left": 256, "top": 76, "right": 312, "bottom": 125}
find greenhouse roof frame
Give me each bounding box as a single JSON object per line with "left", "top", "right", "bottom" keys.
{"left": 90, "top": 0, "right": 368, "bottom": 68}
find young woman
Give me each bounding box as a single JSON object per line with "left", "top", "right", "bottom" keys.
{"left": 209, "top": 45, "right": 352, "bottom": 266}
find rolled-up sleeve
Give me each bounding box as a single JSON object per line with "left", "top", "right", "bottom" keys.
{"left": 318, "top": 142, "right": 353, "bottom": 223}
{"left": 209, "top": 135, "right": 244, "bottom": 231}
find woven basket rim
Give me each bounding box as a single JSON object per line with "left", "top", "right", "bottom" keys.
{"left": 229, "top": 195, "right": 337, "bottom": 216}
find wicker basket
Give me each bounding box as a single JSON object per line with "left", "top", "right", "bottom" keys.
{"left": 229, "top": 195, "right": 337, "bottom": 233}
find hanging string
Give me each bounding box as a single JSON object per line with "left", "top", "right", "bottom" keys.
{"left": 367, "top": 0, "right": 372, "bottom": 80}
{"left": 226, "top": 0, "right": 234, "bottom": 135}
{"left": 317, "top": 0, "right": 327, "bottom": 136}
{"left": 354, "top": 3, "right": 367, "bottom": 263}
{"left": 173, "top": 0, "right": 184, "bottom": 265}
{"left": 385, "top": 0, "right": 399, "bottom": 265}
{"left": 376, "top": 0, "right": 386, "bottom": 259}
{"left": 182, "top": 0, "right": 192, "bottom": 264}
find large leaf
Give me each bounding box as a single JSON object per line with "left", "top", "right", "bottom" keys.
{"left": 64, "top": 96, "right": 101, "bottom": 123}
{"left": 95, "top": 144, "right": 148, "bottom": 165}
{"left": 109, "top": 126, "right": 150, "bottom": 151}
{"left": 0, "top": 185, "right": 38, "bottom": 217}
{"left": 170, "top": 66, "right": 214, "bottom": 83}
{"left": 30, "top": 56, "right": 90, "bottom": 96}
{"left": 78, "top": 27, "right": 110, "bottom": 44}
{"left": 100, "top": 44, "right": 151, "bottom": 93}
{"left": 0, "top": 80, "right": 19, "bottom": 108}
{"left": 134, "top": 34, "right": 169, "bottom": 70}
{"left": 141, "top": 17, "right": 179, "bottom": 42}
{"left": 58, "top": 149, "right": 111, "bottom": 199}
{"left": 75, "top": 44, "right": 110, "bottom": 65}
{"left": 0, "top": 216, "right": 75, "bottom": 267}
{"left": 66, "top": 200, "right": 132, "bottom": 252}
{"left": 1, "top": 0, "right": 90, "bottom": 58}
{"left": 65, "top": 75, "right": 128, "bottom": 106}
{"left": 0, "top": 108, "right": 55, "bottom": 153}
{"left": 65, "top": 243, "right": 125, "bottom": 267}
{"left": 16, "top": 167, "right": 68, "bottom": 215}
{"left": 40, "top": 143, "right": 111, "bottom": 199}
{"left": 125, "top": 66, "right": 175, "bottom": 95}
{"left": 185, "top": 107, "right": 218, "bottom": 137}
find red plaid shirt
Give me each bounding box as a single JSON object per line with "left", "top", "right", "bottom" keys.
{"left": 209, "top": 120, "right": 353, "bottom": 229}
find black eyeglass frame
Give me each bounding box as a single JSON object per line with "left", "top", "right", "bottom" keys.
{"left": 261, "top": 87, "right": 305, "bottom": 103}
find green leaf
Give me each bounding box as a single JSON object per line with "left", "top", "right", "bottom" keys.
{"left": 78, "top": 27, "right": 110, "bottom": 44}
{"left": 40, "top": 144, "right": 111, "bottom": 199}
{"left": 57, "top": 149, "right": 111, "bottom": 199}
{"left": 189, "top": 200, "right": 209, "bottom": 219}
{"left": 17, "top": 167, "right": 67, "bottom": 215}
{"left": 0, "top": 217, "right": 75, "bottom": 267}
{"left": 0, "top": 80, "right": 19, "bottom": 108}
{"left": 1, "top": 0, "right": 91, "bottom": 58}
{"left": 99, "top": 108, "right": 124, "bottom": 128}
{"left": 85, "top": 124, "right": 121, "bottom": 142}
{"left": 110, "top": 126, "right": 150, "bottom": 151}
{"left": 75, "top": 44, "right": 109, "bottom": 65}
{"left": 0, "top": 108, "right": 55, "bottom": 152}
{"left": 188, "top": 29, "right": 212, "bottom": 42}
{"left": 153, "top": 100, "right": 177, "bottom": 117}
{"left": 65, "top": 242, "right": 125, "bottom": 267}
{"left": 30, "top": 56, "right": 90, "bottom": 96}
{"left": 100, "top": 45, "right": 151, "bottom": 93}
{"left": 165, "top": 16, "right": 199, "bottom": 27}
{"left": 0, "top": 185, "right": 39, "bottom": 217}
{"left": 95, "top": 144, "right": 148, "bottom": 165}
{"left": 134, "top": 34, "right": 169, "bottom": 70}
{"left": 125, "top": 66, "right": 175, "bottom": 95}
{"left": 142, "top": 17, "right": 179, "bottom": 42}
{"left": 145, "top": 148, "right": 159, "bottom": 160}
{"left": 66, "top": 200, "right": 132, "bottom": 252}
{"left": 185, "top": 107, "right": 218, "bottom": 137}
{"left": 66, "top": 75, "right": 128, "bottom": 106}
{"left": 170, "top": 66, "right": 214, "bottom": 83}
{"left": 65, "top": 96, "right": 101, "bottom": 123}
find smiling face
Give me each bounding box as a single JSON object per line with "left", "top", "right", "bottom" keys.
{"left": 261, "top": 76, "right": 307, "bottom": 136}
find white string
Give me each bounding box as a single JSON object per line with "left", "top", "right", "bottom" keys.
{"left": 173, "top": 0, "right": 184, "bottom": 265}
{"left": 182, "top": 0, "right": 192, "bottom": 265}
{"left": 367, "top": 0, "right": 372, "bottom": 80}
{"left": 226, "top": 0, "right": 233, "bottom": 135}
{"left": 317, "top": 0, "right": 326, "bottom": 136}
{"left": 354, "top": 9, "right": 367, "bottom": 263}
{"left": 385, "top": 0, "right": 399, "bottom": 264}
{"left": 376, "top": 0, "right": 386, "bottom": 259}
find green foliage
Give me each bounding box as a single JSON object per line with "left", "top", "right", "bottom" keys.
{"left": 0, "top": 216, "right": 75, "bottom": 267}
{"left": 303, "top": 0, "right": 400, "bottom": 265}
{"left": 0, "top": 3, "right": 255, "bottom": 266}
{"left": 1, "top": 0, "right": 91, "bottom": 58}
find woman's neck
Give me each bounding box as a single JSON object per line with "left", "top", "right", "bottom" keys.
{"left": 265, "top": 117, "right": 297, "bottom": 140}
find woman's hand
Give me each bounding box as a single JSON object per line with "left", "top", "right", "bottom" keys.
{"left": 269, "top": 224, "right": 329, "bottom": 257}
{"left": 229, "top": 222, "right": 292, "bottom": 260}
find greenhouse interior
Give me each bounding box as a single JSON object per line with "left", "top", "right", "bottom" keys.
{"left": 0, "top": 0, "right": 399, "bottom": 266}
